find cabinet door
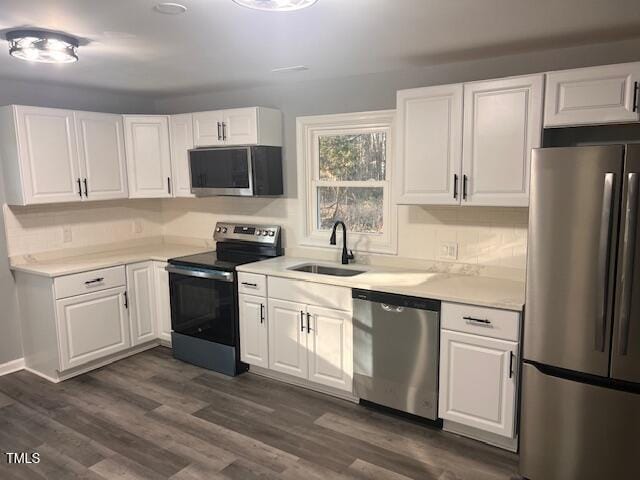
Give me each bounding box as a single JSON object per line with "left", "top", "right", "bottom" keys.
{"left": 395, "top": 85, "right": 463, "bottom": 205}
{"left": 268, "top": 298, "right": 308, "bottom": 379}
{"left": 439, "top": 329, "right": 518, "bottom": 438}
{"left": 75, "top": 111, "right": 128, "bottom": 201}
{"left": 307, "top": 305, "right": 353, "bottom": 392}
{"left": 462, "top": 75, "right": 543, "bottom": 207}
{"left": 545, "top": 62, "right": 640, "bottom": 127}
{"left": 193, "top": 110, "right": 225, "bottom": 147}
{"left": 14, "top": 106, "right": 82, "bottom": 204}
{"left": 123, "top": 116, "right": 172, "bottom": 198}
{"left": 223, "top": 107, "right": 258, "bottom": 145}
{"left": 153, "top": 261, "right": 171, "bottom": 344}
{"left": 56, "top": 286, "right": 130, "bottom": 370}
{"left": 169, "top": 114, "right": 195, "bottom": 198}
{"left": 239, "top": 294, "right": 269, "bottom": 368}
{"left": 126, "top": 262, "right": 158, "bottom": 346}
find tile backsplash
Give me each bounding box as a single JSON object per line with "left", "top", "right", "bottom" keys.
{"left": 3, "top": 200, "right": 163, "bottom": 258}
{"left": 2, "top": 197, "right": 529, "bottom": 279}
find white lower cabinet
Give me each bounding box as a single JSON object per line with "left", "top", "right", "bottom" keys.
{"left": 238, "top": 275, "right": 354, "bottom": 393}
{"left": 126, "top": 261, "right": 158, "bottom": 346}
{"left": 56, "top": 286, "right": 131, "bottom": 370}
{"left": 154, "top": 261, "right": 172, "bottom": 343}
{"left": 268, "top": 298, "right": 309, "bottom": 379}
{"left": 439, "top": 330, "right": 517, "bottom": 438}
{"left": 307, "top": 305, "right": 353, "bottom": 391}
{"left": 239, "top": 294, "right": 269, "bottom": 368}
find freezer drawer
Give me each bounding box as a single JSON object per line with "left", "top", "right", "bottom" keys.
{"left": 520, "top": 363, "right": 640, "bottom": 480}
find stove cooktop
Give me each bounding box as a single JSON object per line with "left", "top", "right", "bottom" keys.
{"left": 167, "top": 251, "right": 263, "bottom": 272}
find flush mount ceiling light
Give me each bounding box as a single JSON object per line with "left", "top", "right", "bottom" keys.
{"left": 6, "top": 30, "right": 79, "bottom": 64}
{"left": 153, "top": 2, "right": 187, "bottom": 15}
{"left": 271, "top": 65, "right": 309, "bottom": 73}
{"left": 232, "top": 0, "right": 319, "bottom": 12}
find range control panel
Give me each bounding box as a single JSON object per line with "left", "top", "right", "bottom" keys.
{"left": 214, "top": 222, "right": 281, "bottom": 245}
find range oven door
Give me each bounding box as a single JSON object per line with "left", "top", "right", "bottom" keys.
{"left": 189, "top": 147, "right": 253, "bottom": 196}
{"left": 167, "top": 265, "right": 237, "bottom": 346}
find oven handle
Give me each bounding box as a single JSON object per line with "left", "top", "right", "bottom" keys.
{"left": 165, "top": 265, "right": 234, "bottom": 283}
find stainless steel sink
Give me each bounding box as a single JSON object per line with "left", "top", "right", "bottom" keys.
{"left": 288, "top": 263, "right": 365, "bottom": 277}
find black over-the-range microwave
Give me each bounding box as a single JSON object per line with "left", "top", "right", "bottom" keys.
{"left": 188, "top": 145, "right": 283, "bottom": 197}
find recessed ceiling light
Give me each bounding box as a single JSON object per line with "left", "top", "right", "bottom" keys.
{"left": 6, "top": 30, "right": 79, "bottom": 64}
{"left": 271, "top": 65, "right": 309, "bottom": 73}
{"left": 232, "top": 0, "right": 319, "bottom": 12}
{"left": 153, "top": 2, "right": 187, "bottom": 15}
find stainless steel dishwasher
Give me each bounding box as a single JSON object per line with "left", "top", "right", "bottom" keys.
{"left": 352, "top": 289, "right": 441, "bottom": 420}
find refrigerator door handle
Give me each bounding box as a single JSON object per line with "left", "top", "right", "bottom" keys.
{"left": 618, "top": 172, "right": 639, "bottom": 355}
{"left": 596, "top": 172, "right": 615, "bottom": 353}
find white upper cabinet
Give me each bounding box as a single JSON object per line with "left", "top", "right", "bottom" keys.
{"left": 395, "top": 84, "right": 463, "bottom": 205}
{"left": 462, "top": 74, "right": 543, "bottom": 207}
{"left": 169, "top": 113, "right": 195, "bottom": 198}
{"left": 75, "top": 111, "right": 128, "bottom": 201}
{"left": 0, "top": 105, "right": 81, "bottom": 205}
{"left": 545, "top": 62, "right": 640, "bottom": 127}
{"left": 123, "top": 115, "right": 173, "bottom": 198}
{"left": 193, "top": 107, "right": 282, "bottom": 147}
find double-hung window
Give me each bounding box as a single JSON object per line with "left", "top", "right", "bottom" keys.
{"left": 297, "top": 110, "right": 397, "bottom": 254}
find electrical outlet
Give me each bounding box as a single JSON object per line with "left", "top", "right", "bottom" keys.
{"left": 133, "top": 219, "right": 143, "bottom": 234}
{"left": 62, "top": 225, "right": 72, "bottom": 243}
{"left": 439, "top": 241, "right": 458, "bottom": 261}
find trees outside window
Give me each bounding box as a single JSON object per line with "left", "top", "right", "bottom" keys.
{"left": 297, "top": 111, "right": 397, "bottom": 254}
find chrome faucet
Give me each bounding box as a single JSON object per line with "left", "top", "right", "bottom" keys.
{"left": 329, "top": 220, "right": 354, "bottom": 265}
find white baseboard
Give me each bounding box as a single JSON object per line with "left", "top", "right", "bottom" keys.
{"left": 443, "top": 420, "right": 518, "bottom": 452}
{"left": 0, "top": 357, "right": 25, "bottom": 376}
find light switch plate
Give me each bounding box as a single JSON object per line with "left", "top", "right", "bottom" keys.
{"left": 439, "top": 241, "right": 458, "bottom": 261}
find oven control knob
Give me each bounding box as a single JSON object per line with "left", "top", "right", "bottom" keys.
{"left": 256, "top": 230, "right": 262, "bottom": 235}
{"left": 215, "top": 227, "right": 221, "bottom": 232}
{"left": 268, "top": 231, "right": 275, "bottom": 236}
{"left": 222, "top": 227, "right": 228, "bottom": 233}
{"left": 262, "top": 231, "right": 269, "bottom": 236}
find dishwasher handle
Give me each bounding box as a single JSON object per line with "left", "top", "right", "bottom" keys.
{"left": 381, "top": 303, "right": 405, "bottom": 313}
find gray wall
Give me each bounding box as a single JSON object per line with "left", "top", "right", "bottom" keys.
{"left": 155, "top": 37, "right": 640, "bottom": 198}
{"left": 0, "top": 80, "right": 155, "bottom": 365}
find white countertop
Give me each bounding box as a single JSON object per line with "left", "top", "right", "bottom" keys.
{"left": 10, "top": 243, "right": 210, "bottom": 277}
{"left": 237, "top": 257, "right": 525, "bottom": 311}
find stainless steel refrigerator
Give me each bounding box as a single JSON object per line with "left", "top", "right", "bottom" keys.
{"left": 520, "top": 144, "right": 640, "bottom": 480}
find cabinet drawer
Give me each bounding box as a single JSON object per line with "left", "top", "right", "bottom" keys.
{"left": 238, "top": 272, "right": 267, "bottom": 296}
{"left": 54, "top": 266, "right": 126, "bottom": 299}
{"left": 441, "top": 302, "right": 520, "bottom": 342}
{"left": 268, "top": 276, "right": 352, "bottom": 312}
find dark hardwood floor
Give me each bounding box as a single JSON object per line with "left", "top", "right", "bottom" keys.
{"left": 0, "top": 347, "right": 520, "bottom": 479}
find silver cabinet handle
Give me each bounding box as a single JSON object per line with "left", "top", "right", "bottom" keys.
{"left": 462, "top": 174, "right": 468, "bottom": 200}
{"left": 596, "top": 173, "right": 615, "bottom": 352}
{"left": 260, "top": 303, "right": 265, "bottom": 324}
{"left": 222, "top": 122, "right": 227, "bottom": 140}
{"left": 217, "top": 122, "right": 222, "bottom": 141}
{"left": 167, "top": 177, "right": 172, "bottom": 195}
{"left": 77, "top": 178, "right": 83, "bottom": 198}
{"left": 124, "top": 291, "right": 128, "bottom": 309}
{"left": 618, "top": 172, "right": 638, "bottom": 355}
{"left": 165, "top": 265, "right": 234, "bottom": 282}
{"left": 300, "top": 310, "right": 305, "bottom": 332}
{"left": 381, "top": 303, "right": 404, "bottom": 313}
{"left": 83, "top": 178, "right": 88, "bottom": 197}
{"left": 84, "top": 277, "right": 104, "bottom": 285}
{"left": 306, "top": 312, "right": 312, "bottom": 333}
{"left": 241, "top": 282, "right": 258, "bottom": 288}
{"left": 453, "top": 173, "right": 458, "bottom": 199}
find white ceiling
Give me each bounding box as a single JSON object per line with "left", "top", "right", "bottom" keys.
{"left": 0, "top": 0, "right": 639, "bottom": 96}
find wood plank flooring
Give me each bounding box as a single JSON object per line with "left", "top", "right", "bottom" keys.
{"left": 0, "top": 347, "right": 520, "bottom": 480}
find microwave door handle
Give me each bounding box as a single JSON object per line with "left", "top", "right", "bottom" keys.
{"left": 596, "top": 173, "right": 615, "bottom": 352}
{"left": 618, "top": 172, "right": 639, "bottom": 355}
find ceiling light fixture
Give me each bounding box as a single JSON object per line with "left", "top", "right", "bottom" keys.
{"left": 153, "top": 2, "right": 188, "bottom": 15}
{"left": 232, "top": 0, "right": 319, "bottom": 12}
{"left": 6, "top": 30, "right": 79, "bottom": 64}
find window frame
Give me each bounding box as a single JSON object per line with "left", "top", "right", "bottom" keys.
{"left": 296, "top": 110, "right": 397, "bottom": 254}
